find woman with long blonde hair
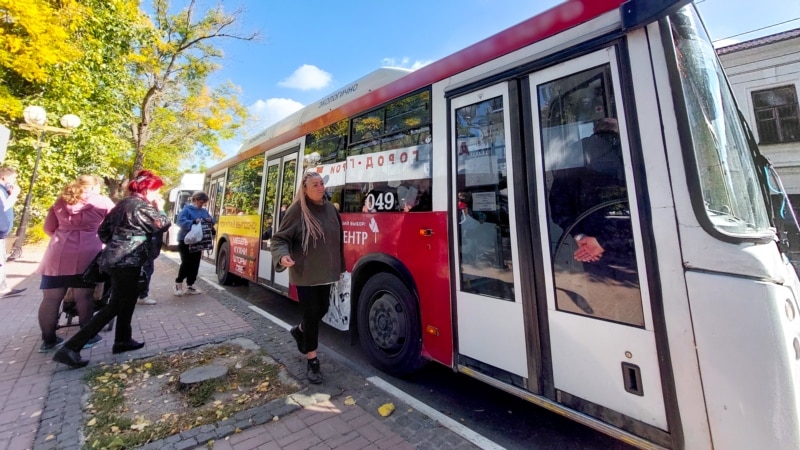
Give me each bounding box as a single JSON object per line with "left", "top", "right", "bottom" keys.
{"left": 37, "top": 175, "right": 115, "bottom": 352}
{"left": 270, "top": 171, "right": 345, "bottom": 384}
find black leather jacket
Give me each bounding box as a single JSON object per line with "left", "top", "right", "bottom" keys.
{"left": 97, "top": 195, "right": 171, "bottom": 269}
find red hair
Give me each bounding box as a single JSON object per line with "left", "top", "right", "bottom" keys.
{"left": 127, "top": 170, "right": 164, "bottom": 194}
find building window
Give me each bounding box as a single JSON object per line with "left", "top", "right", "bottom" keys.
{"left": 752, "top": 86, "right": 800, "bottom": 144}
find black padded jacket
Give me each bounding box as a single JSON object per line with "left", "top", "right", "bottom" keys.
{"left": 96, "top": 195, "right": 171, "bottom": 269}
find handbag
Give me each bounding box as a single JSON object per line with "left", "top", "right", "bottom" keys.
{"left": 188, "top": 221, "right": 214, "bottom": 252}
{"left": 82, "top": 251, "right": 108, "bottom": 284}
{"left": 137, "top": 267, "right": 148, "bottom": 294}
{"left": 184, "top": 222, "right": 203, "bottom": 244}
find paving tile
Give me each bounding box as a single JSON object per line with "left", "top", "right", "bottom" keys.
{"left": 2, "top": 249, "right": 478, "bottom": 450}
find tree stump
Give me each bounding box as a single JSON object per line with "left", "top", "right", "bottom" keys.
{"left": 179, "top": 364, "right": 228, "bottom": 389}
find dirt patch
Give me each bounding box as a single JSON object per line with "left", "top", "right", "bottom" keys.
{"left": 81, "top": 338, "right": 298, "bottom": 449}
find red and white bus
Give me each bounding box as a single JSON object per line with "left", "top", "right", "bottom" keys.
{"left": 205, "top": 1, "right": 800, "bottom": 448}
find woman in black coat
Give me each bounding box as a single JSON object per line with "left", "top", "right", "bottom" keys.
{"left": 54, "top": 170, "right": 171, "bottom": 368}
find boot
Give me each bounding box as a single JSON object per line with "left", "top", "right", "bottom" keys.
{"left": 307, "top": 357, "right": 323, "bottom": 384}
{"left": 53, "top": 347, "right": 89, "bottom": 368}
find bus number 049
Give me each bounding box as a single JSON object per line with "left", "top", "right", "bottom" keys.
{"left": 365, "top": 192, "right": 396, "bottom": 211}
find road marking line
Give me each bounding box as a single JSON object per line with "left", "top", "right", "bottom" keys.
{"left": 236, "top": 290, "right": 504, "bottom": 449}
{"left": 366, "top": 376, "right": 506, "bottom": 450}
{"left": 199, "top": 276, "right": 225, "bottom": 291}
{"left": 248, "top": 305, "right": 292, "bottom": 330}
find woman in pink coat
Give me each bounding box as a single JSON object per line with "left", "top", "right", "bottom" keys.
{"left": 37, "top": 175, "right": 115, "bottom": 352}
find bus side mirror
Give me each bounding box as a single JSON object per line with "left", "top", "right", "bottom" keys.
{"left": 168, "top": 189, "right": 178, "bottom": 202}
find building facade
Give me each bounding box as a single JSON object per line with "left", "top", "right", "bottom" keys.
{"left": 718, "top": 29, "right": 800, "bottom": 242}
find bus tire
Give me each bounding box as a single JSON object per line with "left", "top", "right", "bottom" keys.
{"left": 216, "top": 241, "right": 240, "bottom": 285}
{"left": 357, "top": 273, "right": 425, "bottom": 377}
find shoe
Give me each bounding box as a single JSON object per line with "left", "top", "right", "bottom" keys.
{"left": 290, "top": 325, "right": 306, "bottom": 354}
{"left": 173, "top": 283, "right": 184, "bottom": 297}
{"left": 39, "top": 337, "right": 64, "bottom": 353}
{"left": 112, "top": 339, "right": 145, "bottom": 354}
{"left": 53, "top": 348, "right": 89, "bottom": 368}
{"left": 83, "top": 335, "right": 103, "bottom": 349}
{"left": 307, "top": 357, "right": 323, "bottom": 384}
{"left": 185, "top": 286, "right": 201, "bottom": 295}
{"left": 137, "top": 296, "right": 157, "bottom": 305}
{"left": 0, "top": 288, "right": 26, "bottom": 298}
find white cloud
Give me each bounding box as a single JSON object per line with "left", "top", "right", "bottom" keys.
{"left": 381, "top": 57, "right": 433, "bottom": 71}
{"left": 249, "top": 97, "right": 305, "bottom": 129}
{"left": 278, "top": 65, "right": 332, "bottom": 90}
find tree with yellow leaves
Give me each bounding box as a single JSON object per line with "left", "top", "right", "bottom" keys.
{"left": 0, "top": 0, "right": 83, "bottom": 118}
{"left": 128, "top": 0, "right": 257, "bottom": 183}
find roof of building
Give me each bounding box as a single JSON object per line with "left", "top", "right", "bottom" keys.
{"left": 716, "top": 27, "right": 800, "bottom": 55}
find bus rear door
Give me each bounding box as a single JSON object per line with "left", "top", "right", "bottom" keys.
{"left": 257, "top": 148, "right": 299, "bottom": 292}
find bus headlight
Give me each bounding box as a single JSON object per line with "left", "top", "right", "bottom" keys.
{"left": 786, "top": 298, "right": 796, "bottom": 321}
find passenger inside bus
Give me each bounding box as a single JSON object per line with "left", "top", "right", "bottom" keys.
{"left": 397, "top": 178, "right": 432, "bottom": 212}
{"left": 549, "top": 117, "right": 637, "bottom": 285}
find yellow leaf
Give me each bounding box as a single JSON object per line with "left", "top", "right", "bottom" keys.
{"left": 378, "top": 403, "right": 395, "bottom": 417}
{"left": 87, "top": 418, "right": 97, "bottom": 426}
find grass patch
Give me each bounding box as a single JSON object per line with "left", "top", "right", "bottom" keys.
{"left": 81, "top": 341, "right": 298, "bottom": 449}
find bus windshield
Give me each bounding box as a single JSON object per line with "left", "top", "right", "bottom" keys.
{"left": 670, "top": 6, "right": 772, "bottom": 238}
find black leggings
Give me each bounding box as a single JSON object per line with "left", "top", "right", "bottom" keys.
{"left": 176, "top": 240, "right": 202, "bottom": 286}
{"left": 62, "top": 267, "right": 140, "bottom": 351}
{"left": 296, "top": 284, "right": 331, "bottom": 353}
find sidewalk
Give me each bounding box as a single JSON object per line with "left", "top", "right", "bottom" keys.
{"left": 0, "top": 247, "right": 479, "bottom": 450}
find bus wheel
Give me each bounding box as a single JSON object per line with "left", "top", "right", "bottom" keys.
{"left": 216, "top": 241, "right": 239, "bottom": 285}
{"left": 357, "top": 273, "right": 425, "bottom": 376}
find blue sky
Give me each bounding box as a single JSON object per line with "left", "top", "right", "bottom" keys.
{"left": 203, "top": 0, "right": 800, "bottom": 159}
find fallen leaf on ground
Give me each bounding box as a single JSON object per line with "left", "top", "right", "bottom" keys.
{"left": 378, "top": 403, "right": 395, "bottom": 417}
{"left": 344, "top": 396, "right": 356, "bottom": 406}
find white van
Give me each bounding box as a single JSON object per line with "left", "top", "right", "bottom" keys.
{"left": 163, "top": 173, "right": 204, "bottom": 250}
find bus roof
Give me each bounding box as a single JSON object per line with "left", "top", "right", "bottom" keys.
{"left": 209, "top": 0, "right": 650, "bottom": 173}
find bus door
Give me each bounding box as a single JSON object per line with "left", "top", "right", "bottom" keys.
{"left": 257, "top": 149, "right": 299, "bottom": 291}
{"left": 451, "top": 83, "right": 531, "bottom": 385}
{"left": 529, "top": 48, "right": 667, "bottom": 431}
{"left": 206, "top": 172, "right": 226, "bottom": 258}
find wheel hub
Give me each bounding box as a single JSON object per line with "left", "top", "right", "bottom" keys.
{"left": 368, "top": 293, "right": 406, "bottom": 352}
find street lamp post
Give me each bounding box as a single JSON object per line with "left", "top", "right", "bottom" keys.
{"left": 303, "top": 151, "right": 321, "bottom": 169}
{"left": 9, "top": 106, "right": 80, "bottom": 260}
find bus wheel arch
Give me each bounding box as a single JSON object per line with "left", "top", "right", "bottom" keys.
{"left": 216, "top": 238, "right": 243, "bottom": 285}
{"left": 352, "top": 257, "right": 426, "bottom": 376}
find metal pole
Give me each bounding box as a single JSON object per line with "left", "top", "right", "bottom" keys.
{"left": 8, "top": 133, "right": 43, "bottom": 261}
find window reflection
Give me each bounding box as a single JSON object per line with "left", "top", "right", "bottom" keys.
{"left": 223, "top": 155, "right": 263, "bottom": 216}
{"left": 455, "top": 96, "right": 514, "bottom": 301}
{"left": 260, "top": 164, "right": 279, "bottom": 249}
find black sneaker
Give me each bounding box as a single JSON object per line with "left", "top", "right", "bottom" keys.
{"left": 290, "top": 325, "right": 306, "bottom": 354}
{"left": 307, "top": 357, "right": 323, "bottom": 384}
{"left": 38, "top": 336, "right": 64, "bottom": 353}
